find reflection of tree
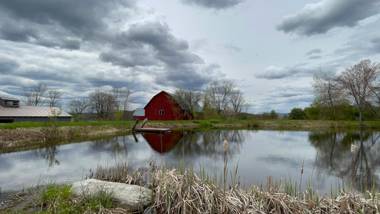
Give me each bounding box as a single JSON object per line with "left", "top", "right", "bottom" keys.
{"left": 89, "top": 136, "right": 132, "bottom": 155}
{"left": 170, "top": 130, "right": 245, "bottom": 160}
{"left": 37, "top": 145, "right": 59, "bottom": 167}
{"left": 309, "top": 130, "right": 380, "bottom": 192}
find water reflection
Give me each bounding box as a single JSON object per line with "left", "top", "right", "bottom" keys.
{"left": 142, "top": 132, "right": 183, "bottom": 153}
{"left": 1, "top": 129, "right": 380, "bottom": 193}
{"left": 172, "top": 130, "right": 244, "bottom": 160}
{"left": 89, "top": 137, "right": 129, "bottom": 154}
{"left": 310, "top": 130, "right": 380, "bottom": 192}
{"left": 36, "top": 145, "right": 60, "bottom": 167}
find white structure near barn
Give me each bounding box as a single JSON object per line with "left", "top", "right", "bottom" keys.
{"left": 0, "top": 96, "right": 71, "bottom": 123}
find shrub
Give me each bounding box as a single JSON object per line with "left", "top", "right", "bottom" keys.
{"left": 289, "top": 108, "right": 306, "bottom": 120}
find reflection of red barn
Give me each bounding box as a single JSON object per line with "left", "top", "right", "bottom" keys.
{"left": 143, "top": 91, "right": 193, "bottom": 120}
{"left": 143, "top": 132, "right": 183, "bottom": 153}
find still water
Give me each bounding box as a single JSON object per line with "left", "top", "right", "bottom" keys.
{"left": 1, "top": 130, "right": 379, "bottom": 194}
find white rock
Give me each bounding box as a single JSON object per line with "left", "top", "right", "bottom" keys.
{"left": 71, "top": 179, "right": 152, "bottom": 210}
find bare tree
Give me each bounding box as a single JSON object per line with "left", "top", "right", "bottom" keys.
{"left": 230, "top": 89, "right": 245, "bottom": 114}
{"left": 112, "top": 87, "right": 131, "bottom": 111}
{"left": 47, "top": 89, "right": 63, "bottom": 107}
{"left": 204, "top": 80, "right": 235, "bottom": 114}
{"left": 69, "top": 98, "right": 90, "bottom": 114}
{"left": 24, "top": 83, "right": 47, "bottom": 106}
{"left": 337, "top": 60, "right": 380, "bottom": 123}
{"left": 173, "top": 89, "right": 202, "bottom": 114}
{"left": 89, "top": 90, "right": 118, "bottom": 119}
{"left": 313, "top": 72, "right": 345, "bottom": 119}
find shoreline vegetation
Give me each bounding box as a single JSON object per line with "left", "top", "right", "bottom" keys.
{"left": 2, "top": 119, "right": 380, "bottom": 153}
{"left": 1, "top": 164, "right": 379, "bottom": 213}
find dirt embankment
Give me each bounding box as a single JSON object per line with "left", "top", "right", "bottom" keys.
{"left": 0, "top": 126, "right": 130, "bottom": 153}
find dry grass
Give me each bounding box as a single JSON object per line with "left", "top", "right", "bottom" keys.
{"left": 91, "top": 164, "right": 380, "bottom": 214}
{"left": 0, "top": 126, "right": 130, "bottom": 154}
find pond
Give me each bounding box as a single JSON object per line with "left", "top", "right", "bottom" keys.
{"left": 0, "top": 129, "right": 379, "bottom": 194}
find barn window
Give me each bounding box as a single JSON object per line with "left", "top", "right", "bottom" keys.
{"left": 158, "top": 109, "right": 165, "bottom": 116}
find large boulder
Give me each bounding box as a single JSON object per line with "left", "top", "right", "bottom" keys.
{"left": 71, "top": 179, "right": 152, "bottom": 210}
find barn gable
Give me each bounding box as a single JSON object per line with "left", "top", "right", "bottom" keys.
{"left": 143, "top": 91, "right": 193, "bottom": 120}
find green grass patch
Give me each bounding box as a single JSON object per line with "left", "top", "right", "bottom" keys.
{"left": 80, "top": 189, "right": 114, "bottom": 211}
{"left": 3, "top": 118, "right": 380, "bottom": 131}
{"left": 39, "top": 184, "right": 75, "bottom": 214}
{"left": 0, "top": 120, "right": 135, "bottom": 129}
{"left": 37, "top": 184, "right": 115, "bottom": 214}
{"left": 194, "top": 120, "right": 214, "bottom": 128}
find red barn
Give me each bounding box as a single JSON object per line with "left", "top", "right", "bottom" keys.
{"left": 143, "top": 91, "right": 193, "bottom": 120}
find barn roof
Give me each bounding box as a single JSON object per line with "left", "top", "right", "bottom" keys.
{"left": 0, "top": 106, "right": 71, "bottom": 118}
{"left": 0, "top": 96, "right": 19, "bottom": 101}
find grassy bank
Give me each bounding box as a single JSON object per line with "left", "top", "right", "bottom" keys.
{"left": 2, "top": 119, "right": 380, "bottom": 153}
{"left": 2, "top": 119, "right": 380, "bottom": 130}
{"left": 0, "top": 120, "right": 135, "bottom": 129}
{"left": 1, "top": 184, "right": 117, "bottom": 213}
{"left": 2, "top": 165, "right": 379, "bottom": 213}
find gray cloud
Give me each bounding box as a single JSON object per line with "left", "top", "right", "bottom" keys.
{"left": 333, "top": 32, "right": 380, "bottom": 61}
{"left": 113, "top": 22, "right": 204, "bottom": 67}
{"left": 0, "top": 0, "right": 136, "bottom": 49}
{"left": 0, "top": 23, "right": 37, "bottom": 42}
{"left": 99, "top": 50, "right": 158, "bottom": 68}
{"left": 100, "top": 22, "right": 216, "bottom": 89}
{"left": 306, "top": 49, "right": 322, "bottom": 56}
{"left": 268, "top": 86, "right": 313, "bottom": 101}
{"left": 156, "top": 64, "right": 221, "bottom": 89}
{"left": 370, "top": 37, "right": 380, "bottom": 53}
{"left": 0, "top": 58, "right": 19, "bottom": 74}
{"left": 0, "top": 57, "right": 77, "bottom": 84}
{"left": 255, "top": 65, "right": 315, "bottom": 80}
{"left": 256, "top": 62, "right": 339, "bottom": 80}
{"left": 306, "top": 49, "right": 323, "bottom": 60}
{"left": 0, "top": 0, "right": 221, "bottom": 105}
{"left": 224, "top": 44, "right": 242, "bottom": 53}
{"left": 252, "top": 85, "right": 314, "bottom": 113}
{"left": 277, "top": 0, "right": 380, "bottom": 35}
{"left": 87, "top": 78, "right": 141, "bottom": 90}
{"left": 181, "top": 0, "right": 243, "bottom": 9}
{"left": 0, "top": 22, "right": 82, "bottom": 50}
{"left": 0, "top": 0, "right": 134, "bottom": 36}
{"left": 308, "top": 55, "right": 322, "bottom": 60}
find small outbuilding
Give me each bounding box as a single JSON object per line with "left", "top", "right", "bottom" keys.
{"left": 0, "top": 96, "right": 72, "bottom": 123}
{"left": 132, "top": 108, "right": 145, "bottom": 121}
{"left": 135, "top": 91, "right": 193, "bottom": 121}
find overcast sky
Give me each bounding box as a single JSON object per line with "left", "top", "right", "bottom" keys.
{"left": 0, "top": 0, "right": 380, "bottom": 113}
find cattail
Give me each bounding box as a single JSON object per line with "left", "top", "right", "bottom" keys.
{"left": 223, "top": 139, "right": 229, "bottom": 152}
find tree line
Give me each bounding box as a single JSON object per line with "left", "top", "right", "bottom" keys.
{"left": 289, "top": 59, "right": 380, "bottom": 122}
{"left": 22, "top": 84, "right": 131, "bottom": 119}
{"left": 22, "top": 80, "right": 247, "bottom": 120}
{"left": 173, "top": 80, "right": 247, "bottom": 119}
